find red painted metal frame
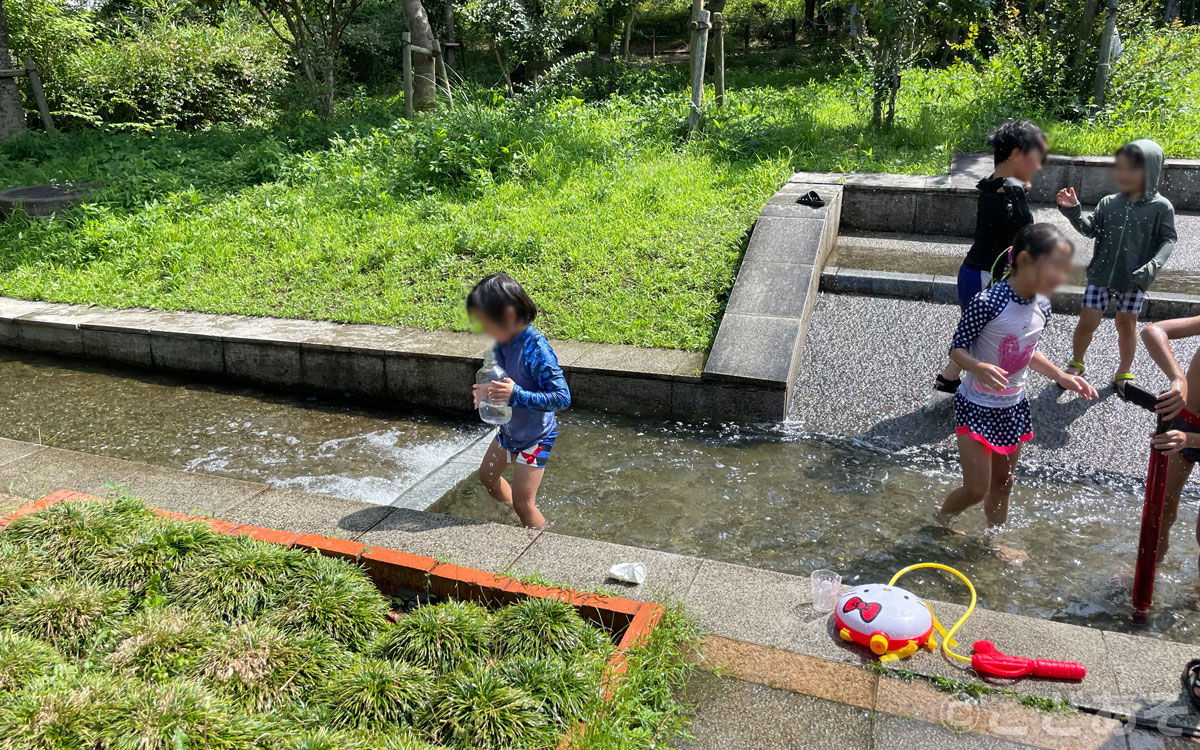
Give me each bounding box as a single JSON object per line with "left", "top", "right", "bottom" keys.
{"left": 3, "top": 490, "right": 666, "bottom": 748}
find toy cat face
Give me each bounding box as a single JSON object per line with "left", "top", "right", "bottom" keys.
{"left": 837, "top": 584, "right": 932, "bottom": 641}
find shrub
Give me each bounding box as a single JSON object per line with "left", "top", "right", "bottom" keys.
{"left": 88, "top": 517, "right": 228, "bottom": 596}
{"left": 282, "top": 727, "right": 438, "bottom": 750}
{"left": 111, "top": 679, "right": 264, "bottom": 750}
{"left": 372, "top": 601, "right": 491, "bottom": 674}
{"left": 318, "top": 657, "right": 434, "bottom": 731}
{"left": 2, "top": 495, "right": 156, "bottom": 568}
{"left": 490, "top": 596, "right": 596, "bottom": 660}
{"left": 430, "top": 665, "right": 552, "bottom": 750}
{"left": 0, "top": 539, "right": 59, "bottom": 605}
{"left": 167, "top": 534, "right": 302, "bottom": 622}
{"left": 0, "top": 672, "right": 132, "bottom": 747}
{"left": 106, "top": 606, "right": 222, "bottom": 682}
{"left": 3, "top": 582, "right": 129, "bottom": 656}
{"left": 494, "top": 654, "right": 603, "bottom": 727}
{"left": 44, "top": 13, "right": 288, "bottom": 130}
{"left": 193, "top": 621, "right": 348, "bottom": 710}
{"left": 0, "top": 630, "right": 63, "bottom": 693}
{"left": 265, "top": 552, "right": 390, "bottom": 647}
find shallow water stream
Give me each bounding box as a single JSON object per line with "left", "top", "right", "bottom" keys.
{"left": 0, "top": 350, "right": 484, "bottom": 505}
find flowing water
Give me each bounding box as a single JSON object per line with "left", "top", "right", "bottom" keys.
{"left": 435, "top": 413, "right": 1200, "bottom": 644}
{"left": 0, "top": 350, "right": 485, "bottom": 505}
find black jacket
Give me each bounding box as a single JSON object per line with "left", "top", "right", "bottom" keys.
{"left": 963, "top": 177, "right": 1034, "bottom": 275}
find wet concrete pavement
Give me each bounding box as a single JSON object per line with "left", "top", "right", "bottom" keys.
{"left": 791, "top": 292, "right": 1187, "bottom": 490}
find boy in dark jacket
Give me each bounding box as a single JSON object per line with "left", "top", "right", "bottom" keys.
{"left": 936, "top": 119, "right": 1047, "bottom": 393}
{"left": 1058, "top": 139, "right": 1177, "bottom": 391}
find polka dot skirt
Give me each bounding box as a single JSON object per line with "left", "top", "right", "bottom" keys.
{"left": 953, "top": 392, "right": 1033, "bottom": 455}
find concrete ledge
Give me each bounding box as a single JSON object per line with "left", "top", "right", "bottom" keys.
{"left": 819, "top": 267, "right": 1200, "bottom": 322}
{"left": 703, "top": 183, "right": 843, "bottom": 414}
{"left": 793, "top": 152, "right": 1200, "bottom": 237}
{"left": 0, "top": 296, "right": 790, "bottom": 422}
{"left": 953, "top": 151, "right": 1200, "bottom": 210}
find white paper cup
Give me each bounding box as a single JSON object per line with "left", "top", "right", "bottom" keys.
{"left": 608, "top": 562, "right": 647, "bottom": 585}
{"left": 810, "top": 569, "right": 841, "bottom": 612}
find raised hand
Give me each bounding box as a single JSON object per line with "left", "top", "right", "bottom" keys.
{"left": 1056, "top": 187, "right": 1079, "bottom": 208}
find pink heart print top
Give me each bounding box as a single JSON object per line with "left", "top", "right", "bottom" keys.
{"left": 951, "top": 280, "right": 1051, "bottom": 409}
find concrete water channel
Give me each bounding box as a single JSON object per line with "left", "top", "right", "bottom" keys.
{"left": 3, "top": 288, "right": 1198, "bottom": 648}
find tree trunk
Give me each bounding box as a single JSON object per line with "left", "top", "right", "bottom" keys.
{"left": 401, "top": 0, "right": 437, "bottom": 111}
{"left": 804, "top": 0, "right": 816, "bottom": 27}
{"left": 1071, "top": 0, "right": 1100, "bottom": 72}
{"left": 622, "top": 0, "right": 638, "bottom": 59}
{"left": 0, "top": 2, "right": 26, "bottom": 142}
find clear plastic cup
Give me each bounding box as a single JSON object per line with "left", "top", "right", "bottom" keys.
{"left": 810, "top": 569, "right": 841, "bottom": 612}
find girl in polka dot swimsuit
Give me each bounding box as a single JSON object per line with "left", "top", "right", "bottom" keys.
{"left": 941, "top": 224, "right": 1099, "bottom": 527}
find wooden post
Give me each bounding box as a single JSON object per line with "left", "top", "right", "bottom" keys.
{"left": 402, "top": 31, "right": 414, "bottom": 119}
{"left": 432, "top": 40, "right": 452, "bottom": 109}
{"left": 650, "top": 29, "right": 656, "bottom": 59}
{"left": 713, "top": 13, "right": 725, "bottom": 107}
{"left": 688, "top": 9, "right": 711, "bottom": 133}
{"left": 23, "top": 58, "right": 53, "bottom": 133}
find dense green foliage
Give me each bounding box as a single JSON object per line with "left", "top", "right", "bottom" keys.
{"left": 0, "top": 496, "right": 700, "bottom": 749}
{"left": 6, "top": 1, "right": 288, "bottom": 129}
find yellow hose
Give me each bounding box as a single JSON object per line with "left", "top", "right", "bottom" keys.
{"left": 888, "top": 562, "right": 976, "bottom": 665}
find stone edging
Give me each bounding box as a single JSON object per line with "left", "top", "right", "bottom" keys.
{"left": 0, "top": 296, "right": 788, "bottom": 422}
{"left": 791, "top": 151, "right": 1200, "bottom": 236}
{"left": 703, "top": 182, "right": 843, "bottom": 417}
{"left": 820, "top": 266, "right": 1200, "bottom": 321}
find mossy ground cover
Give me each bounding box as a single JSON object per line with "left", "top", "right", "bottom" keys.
{"left": 2, "top": 48, "right": 1196, "bottom": 350}
{"left": 0, "top": 496, "right": 699, "bottom": 749}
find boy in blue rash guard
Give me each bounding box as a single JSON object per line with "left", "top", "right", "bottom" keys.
{"left": 468, "top": 273, "right": 570, "bottom": 529}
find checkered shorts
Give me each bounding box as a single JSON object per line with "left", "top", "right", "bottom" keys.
{"left": 1083, "top": 284, "right": 1145, "bottom": 315}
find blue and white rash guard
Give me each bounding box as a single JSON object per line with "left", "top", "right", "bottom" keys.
{"left": 951, "top": 280, "right": 1051, "bottom": 409}
{"left": 494, "top": 326, "right": 571, "bottom": 452}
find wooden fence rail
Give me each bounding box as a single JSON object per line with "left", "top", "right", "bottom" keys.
{"left": 401, "top": 31, "right": 454, "bottom": 119}
{"left": 0, "top": 58, "right": 54, "bottom": 133}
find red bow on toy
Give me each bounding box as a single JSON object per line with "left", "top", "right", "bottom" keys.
{"left": 842, "top": 597, "right": 882, "bottom": 623}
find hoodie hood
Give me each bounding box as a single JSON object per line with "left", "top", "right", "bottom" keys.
{"left": 1131, "top": 138, "right": 1164, "bottom": 201}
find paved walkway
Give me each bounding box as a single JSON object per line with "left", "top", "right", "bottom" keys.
{"left": 3, "top": 436, "right": 1200, "bottom": 746}
{"left": 793, "top": 292, "right": 1185, "bottom": 485}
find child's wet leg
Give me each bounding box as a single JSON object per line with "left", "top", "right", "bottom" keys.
{"left": 511, "top": 463, "right": 547, "bottom": 530}
{"left": 1070, "top": 306, "right": 1104, "bottom": 373}
{"left": 1115, "top": 311, "right": 1138, "bottom": 378}
{"left": 1161, "top": 455, "right": 1193, "bottom": 562}
{"left": 985, "top": 447, "right": 1028, "bottom": 564}
{"left": 983, "top": 447, "right": 1019, "bottom": 527}
{"left": 478, "top": 440, "right": 514, "bottom": 507}
{"left": 940, "top": 435, "right": 992, "bottom": 520}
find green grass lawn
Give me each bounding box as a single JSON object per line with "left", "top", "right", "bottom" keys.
{"left": 1, "top": 51, "right": 1196, "bottom": 351}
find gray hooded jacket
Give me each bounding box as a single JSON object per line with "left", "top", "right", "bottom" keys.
{"left": 1059, "top": 139, "right": 1177, "bottom": 293}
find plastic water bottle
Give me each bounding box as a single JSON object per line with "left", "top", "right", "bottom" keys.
{"left": 476, "top": 352, "right": 512, "bottom": 426}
